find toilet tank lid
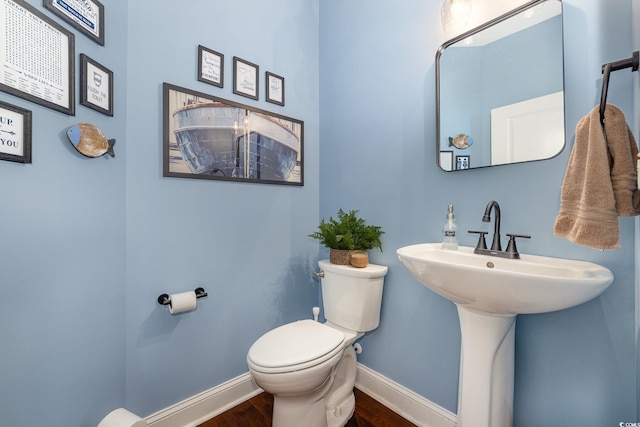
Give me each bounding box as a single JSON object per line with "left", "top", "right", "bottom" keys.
{"left": 248, "top": 319, "right": 344, "bottom": 369}
{"left": 319, "top": 260, "right": 388, "bottom": 278}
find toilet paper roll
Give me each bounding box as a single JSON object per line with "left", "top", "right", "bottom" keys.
{"left": 169, "top": 291, "right": 197, "bottom": 314}
{"left": 97, "top": 408, "right": 147, "bottom": 427}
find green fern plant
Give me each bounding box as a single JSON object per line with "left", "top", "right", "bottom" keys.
{"left": 309, "top": 209, "right": 383, "bottom": 251}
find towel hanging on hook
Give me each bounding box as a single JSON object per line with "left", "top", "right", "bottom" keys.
{"left": 599, "top": 51, "right": 639, "bottom": 126}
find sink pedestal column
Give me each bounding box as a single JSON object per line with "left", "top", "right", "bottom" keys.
{"left": 456, "top": 305, "right": 516, "bottom": 427}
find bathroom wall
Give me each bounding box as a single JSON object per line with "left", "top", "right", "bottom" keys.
{"left": 124, "top": 0, "right": 320, "bottom": 417}
{"left": 1, "top": 0, "right": 636, "bottom": 426}
{"left": 0, "top": 1, "right": 129, "bottom": 426}
{"left": 320, "top": 0, "right": 637, "bottom": 424}
{"left": 0, "top": 0, "right": 319, "bottom": 426}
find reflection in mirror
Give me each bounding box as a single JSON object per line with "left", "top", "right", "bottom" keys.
{"left": 436, "top": 0, "right": 564, "bottom": 171}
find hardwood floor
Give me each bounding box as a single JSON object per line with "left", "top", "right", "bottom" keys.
{"left": 197, "top": 388, "right": 418, "bottom": 427}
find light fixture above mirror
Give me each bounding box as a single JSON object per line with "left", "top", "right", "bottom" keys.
{"left": 441, "top": 0, "right": 472, "bottom": 33}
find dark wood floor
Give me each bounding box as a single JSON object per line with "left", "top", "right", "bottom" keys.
{"left": 197, "top": 388, "right": 417, "bottom": 427}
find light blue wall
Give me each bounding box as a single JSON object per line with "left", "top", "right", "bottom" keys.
{"left": 1, "top": 0, "right": 637, "bottom": 426}
{"left": 320, "top": 0, "right": 636, "bottom": 425}
{"left": 0, "top": 0, "right": 319, "bottom": 426}
{"left": 124, "top": 0, "right": 320, "bottom": 417}
{"left": 0, "top": 1, "right": 129, "bottom": 426}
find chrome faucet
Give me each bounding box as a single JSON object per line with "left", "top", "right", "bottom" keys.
{"left": 468, "top": 201, "right": 530, "bottom": 259}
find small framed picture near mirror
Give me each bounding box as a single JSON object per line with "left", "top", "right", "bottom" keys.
{"left": 456, "top": 155, "right": 470, "bottom": 170}
{"left": 80, "top": 54, "right": 114, "bottom": 116}
{"left": 266, "top": 72, "right": 285, "bottom": 106}
{"left": 0, "top": 100, "right": 32, "bottom": 163}
{"left": 439, "top": 151, "right": 453, "bottom": 171}
{"left": 198, "top": 45, "right": 224, "bottom": 88}
{"left": 233, "top": 56, "right": 259, "bottom": 100}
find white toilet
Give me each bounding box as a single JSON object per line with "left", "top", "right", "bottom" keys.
{"left": 247, "top": 259, "right": 388, "bottom": 427}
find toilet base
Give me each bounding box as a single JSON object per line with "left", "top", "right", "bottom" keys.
{"left": 325, "top": 391, "right": 355, "bottom": 427}
{"left": 269, "top": 345, "right": 358, "bottom": 427}
{"left": 273, "top": 392, "right": 329, "bottom": 427}
{"left": 325, "top": 345, "right": 357, "bottom": 427}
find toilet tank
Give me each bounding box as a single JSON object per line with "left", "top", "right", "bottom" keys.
{"left": 318, "top": 259, "right": 388, "bottom": 332}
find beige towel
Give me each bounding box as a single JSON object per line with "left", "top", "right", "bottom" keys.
{"left": 554, "top": 104, "right": 640, "bottom": 249}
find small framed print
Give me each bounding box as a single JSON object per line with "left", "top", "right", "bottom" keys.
{"left": 198, "top": 45, "right": 224, "bottom": 88}
{"left": 439, "top": 150, "right": 453, "bottom": 171}
{"left": 456, "top": 155, "right": 470, "bottom": 170}
{"left": 0, "top": 101, "right": 32, "bottom": 164}
{"left": 233, "top": 56, "right": 259, "bottom": 100}
{"left": 80, "top": 54, "right": 114, "bottom": 116}
{"left": 44, "top": 0, "right": 104, "bottom": 46}
{"left": 266, "top": 72, "right": 285, "bottom": 106}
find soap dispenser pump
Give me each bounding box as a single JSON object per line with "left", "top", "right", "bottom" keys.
{"left": 442, "top": 204, "right": 458, "bottom": 250}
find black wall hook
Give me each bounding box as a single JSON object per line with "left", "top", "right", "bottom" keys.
{"left": 157, "top": 287, "right": 208, "bottom": 306}
{"left": 599, "top": 51, "right": 639, "bottom": 126}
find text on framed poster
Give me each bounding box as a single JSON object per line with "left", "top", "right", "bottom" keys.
{"left": 0, "top": 0, "right": 75, "bottom": 115}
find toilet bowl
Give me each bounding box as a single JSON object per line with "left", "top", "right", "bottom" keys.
{"left": 247, "top": 260, "right": 388, "bottom": 427}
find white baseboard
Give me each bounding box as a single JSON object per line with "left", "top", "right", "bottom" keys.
{"left": 355, "top": 363, "right": 457, "bottom": 427}
{"left": 144, "top": 373, "right": 262, "bottom": 427}
{"left": 144, "top": 365, "right": 457, "bottom": 427}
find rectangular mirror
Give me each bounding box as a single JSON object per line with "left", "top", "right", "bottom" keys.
{"left": 436, "top": 0, "right": 564, "bottom": 171}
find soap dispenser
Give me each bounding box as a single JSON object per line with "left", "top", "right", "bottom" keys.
{"left": 442, "top": 205, "right": 458, "bottom": 250}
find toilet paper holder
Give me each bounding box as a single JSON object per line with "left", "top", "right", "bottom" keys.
{"left": 157, "top": 287, "right": 208, "bottom": 306}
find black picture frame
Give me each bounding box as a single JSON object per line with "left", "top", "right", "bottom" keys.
{"left": 198, "top": 45, "right": 224, "bottom": 88}
{"left": 163, "top": 82, "right": 303, "bottom": 186}
{"left": 233, "top": 56, "right": 259, "bottom": 100}
{"left": 456, "top": 155, "right": 470, "bottom": 170}
{"left": 43, "top": 0, "right": 105, "bottom": 46}
{"left": 0, "top": 101, "right": 32, "bottom": 164}
{"left": 265, "top": 72, "right": 285, "bottom": 106}
{"left": 80, "top": 54, "right": 114, "bottom": 116}
{"left": 1, "top": 0, "right": 75, "bottom": 115}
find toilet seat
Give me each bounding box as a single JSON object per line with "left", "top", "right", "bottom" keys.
{"left": 248, "top": 319, "right": 345, "bottom": 374}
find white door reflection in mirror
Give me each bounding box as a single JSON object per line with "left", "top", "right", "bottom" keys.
{"left": 490, "top": 91, "right": 564, "bottom": 165}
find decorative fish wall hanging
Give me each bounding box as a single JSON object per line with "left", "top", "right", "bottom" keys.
{"left": 449, "top": 133, "right": 473, "bottom": 149}
{"left": 67, "top": 123, "right": 115, "bottom": 158}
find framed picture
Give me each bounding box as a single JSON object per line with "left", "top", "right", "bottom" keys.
{"left": 439, "top": 150, "right": 453, "bottom": 171}
{"left": 44, "top": 0, "right": 104, "bottom": 46}
{"left": 0, "top": 101, "right": 32, "bottom": 164}
{"left": 233, "top": 56, "right": 259, "bottom": 100}
{"left": 163, "top": 82, "right": 303, "bottom": 186}
{"left": 0, "top": 0, "right": 75, "bottom": 115}
{"left": 456, "top": 155, "right": 470, "bottom": 170}
{"left": 266, "top": 72, "right": 285, "bottom": 106}
{"left": 80, "top": 54, "right": 113, "bottom": 116}
{"left": 198, "top": 45, "right": 224, "bottom": 88}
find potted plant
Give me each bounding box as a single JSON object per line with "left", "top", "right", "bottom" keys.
{"left": 309, "top": 209, "right": 384, "bottom": 267}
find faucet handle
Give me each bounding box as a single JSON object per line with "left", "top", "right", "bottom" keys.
{"left": 505, "top": 233, "right": 531, "bottom": 259}
{"left": 468, "top": 230, "right": 488, "bottom": 251}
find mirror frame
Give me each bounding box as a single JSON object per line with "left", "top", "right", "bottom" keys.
{"left": 435, "top": 0, "right": 565, "bottom": 171}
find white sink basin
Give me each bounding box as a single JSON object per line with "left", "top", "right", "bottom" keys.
{"left": 396, "top": 243, "right": 613, "bottom": 315}
{"left": 397, "top": 242, "right": 614, "bottom": 426}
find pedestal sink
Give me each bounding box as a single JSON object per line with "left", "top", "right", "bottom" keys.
{"left": 396, "top": 243, "right": 613, "bottom": 427}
